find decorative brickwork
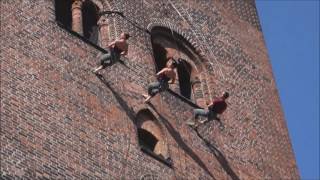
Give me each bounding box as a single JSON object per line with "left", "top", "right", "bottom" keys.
{"left": 220, "top": 0, "right": 262, "bottom": 31}
{"left": 1, "top": 0, "right": 299, "bottom": 179}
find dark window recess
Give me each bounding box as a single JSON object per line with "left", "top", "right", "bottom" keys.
{"left": 177, "top": 59, "right": 192, "bottom": 99}
{"left": 82, "top": 1, "right": 99, "bottom": 44}
{"left": 55, "top": 0, "right": 72, "bottom": 29}
{"left": 151, "top": 43, "right": 168, "bottom": 72}
{"left": 138, "top": 128, "right": 158, "bottom": 152}
{"left": 150, "top": 27, "right": 196, "bottom": 100}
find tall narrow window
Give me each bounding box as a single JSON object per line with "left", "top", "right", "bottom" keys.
{"left": 177, "top": 59, "right": 192, "bottom": 99}
{"left": 55, "top": 0, "right": 72, "bottom": 29}
{"left": 151, "top": 42, "right": 169, "bottom": 71}
{"left": 82, "top": 1, "right": 99, "bottom": 44}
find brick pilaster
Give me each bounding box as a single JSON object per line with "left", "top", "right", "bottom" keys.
{"left": 72, "top": 0, "right": 84, "bottom": 34}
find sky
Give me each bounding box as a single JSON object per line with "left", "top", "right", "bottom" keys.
{"left": 255, "top": 0, "right": 319, "bottom": 179}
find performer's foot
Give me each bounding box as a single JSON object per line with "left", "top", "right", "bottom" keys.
{"left": 199, "top": 120, "right": 207, "bottom": 124}
{"left": 92, "top": 69, "right": 98, "bottom": 74}
{"left": 186, "top": 120, "right": 195, "bottom": 126}
{"left": 187, "top": 123, "right": 198, "bottom": 129}
{"left": 144, "top": 96, "right": 151, "bottom": 103}
{"left": 187, "top": 120, "right": 198, "bottom": 129}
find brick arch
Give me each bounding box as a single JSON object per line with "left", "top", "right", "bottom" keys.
{"left": 85, "top": 0, "right": 103, "bottom": 11}
{"left": 88, "top": 0, "right": 115, "bottom": 11}
{"left": 132, "top": 105, "right": 160, "bottom": 120}
{"left": 75, "top": 0, "right": 115, "bottom": 13}
{"left": 148, "top": 26, "right": 201, "bottom": 72}
{"left": 147, "top": 21, "right": 209, "bottom": 67}
{"left": 135, "top": 109, "right": 165, "bottom": 136}
{"left": 147, "top": 23, "right": 208, "bottom": 104}
{"left": 135, "top": 109, "right": 169, "bottom": 158}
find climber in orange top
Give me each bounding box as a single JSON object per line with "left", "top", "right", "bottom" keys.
{"left": 187, "top": 91, "right": 229, "bottom": 128}
{"left": 93, "top": 32, "right": 130, "bottom": 74}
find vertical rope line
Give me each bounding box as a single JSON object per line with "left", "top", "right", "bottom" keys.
{"left": 167, "top": 0, "right": 225, "bottom": 80}
{"left": 158, "top": 95, "right": 178, "bottom": 180}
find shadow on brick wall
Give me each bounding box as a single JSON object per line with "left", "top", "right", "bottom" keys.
{"left": 195, "top": 130, "right": 240, "bottom": 180}
{"left": 96, "top": 73, "right": 238, "bottom": 180}
{"left": 148, "top": 104, "right": 215, "bottom": 179}
{"left": 96, "top": 74, "right": 136, "bottom": 122}
{"left": 149, "top": 102, "right": 240, "bottom": 180}
{"left": 97, "top": 73, "right": 215, "bottom": 178}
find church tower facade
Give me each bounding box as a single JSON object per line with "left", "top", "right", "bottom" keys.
{"left": 1, "top": 0, "right": 299, "bottom": 179}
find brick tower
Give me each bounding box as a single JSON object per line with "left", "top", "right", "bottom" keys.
{"left": 1, "top": 0, "right": 299, "bottom": 179}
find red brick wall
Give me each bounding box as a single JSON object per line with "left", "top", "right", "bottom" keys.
{"left": 0, "top": 0, "right": 299, "bottom": 179}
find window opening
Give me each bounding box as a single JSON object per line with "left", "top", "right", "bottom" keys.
{"left": 151, "top": 42, "right": 168, "bottom": 71}
{"left": 138, "top": 128, "right": 159, "bottom": 152}
{"left": 55, "top": 0, "right": 72, "bottom": 29}
{"left": 177, "top": 59, "right": 192, "bottom": 99}
{"left": 151, "top": 27, "right": 197, "bottom": 100}
{"left": 82, "top": 1, "right": 99, "bottom": 44}
{"left": 135, "top": 109, "right": 172, "bottom": 166}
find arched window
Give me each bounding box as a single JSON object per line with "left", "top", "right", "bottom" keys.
{"left": 151, "top": 27, "right": 199, "bottom": 100}
{"left": 55, "top": 0, "right": 72, "bottom": 29}
{"left": 82, "top": 1, "right": 99, "bottom": 44}
{"left": 55, "top": 0, "right": 100, "bottom": 45}
{"left": 135, "top": 109, "right": 171, "bottom": 165}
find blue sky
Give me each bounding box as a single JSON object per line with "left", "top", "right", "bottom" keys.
{"left": 256, "top": 0, "right": 319, "bottom": 179}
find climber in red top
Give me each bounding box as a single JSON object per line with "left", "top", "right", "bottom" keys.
{"left": 187, "top": 91, "right": 229, "bottom": 128}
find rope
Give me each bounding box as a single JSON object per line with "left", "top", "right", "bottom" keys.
{"left": 109, "top": 4, "right": 134, "bottom": 179}
{"left": 159, "top": 95, "right": 178, "bottom": 180}
{"left": 107, "top": 6, "right": 178, "bottom": 177}
{"left": 140, "top": 0, "right": 158, "bottom": 77}
{"left": 99, "top": 10, "right": 150, "bottom": 35}
{"left": 167, "top": 0, "right": 225, "bottom": 81}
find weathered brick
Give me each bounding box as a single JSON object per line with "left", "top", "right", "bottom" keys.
{"left": 1, "top": 0, "right": 298, "bottom": 179}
